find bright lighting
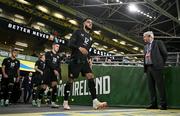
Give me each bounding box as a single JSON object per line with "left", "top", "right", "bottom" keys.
{"left": 53, "top": 12, "right": 65, "bottom": 19}
{"left": 13, "top": 18, "right": 25, "bottom": 24}
{"left": 103, "top": 45, "right": 108, "bottom": 48}
{"left": 120, "top": 41, "right": 126, "bottom": 45}
{"left": 113, "top": 49, "right": 117, "bottom": 52}
{"left": 14, "top": 14, "right": 24, "bottom": 20}
{"left": 16, "top": 0, "right": 31, "bottom": 5}
{"left": 64, "top": 33, "right": 72, "bottom": 39}
{"left": 14, "top": 47, "right": 24, "bottom": 51}
{"left": 93, "top": 42, "right": 99, "bottom": 46}
{"left": 128, "top": 4, "right": 139, "bottom": 12}
{"left": 36, "top": 5, "right": 49, "bottom": 14}
{"left": 94, "top": 30, "right": 101, "bottom": 35}
{"left": 15, "top": 41, "right": 28, "bottom": 47}
{"left": 112, "top": 39, "right": 118, "bottom": 42}
{"left": 120, "top": 52, "right": 124, "bottom": 54}
{"left": 37, "top": 22, "right": 45, "bottom": 27}
{"left": 68, "top": 19, "right": 78, "bottom": 26}
{"left": 133, "top": 47, "right": 139, "bottom": 51}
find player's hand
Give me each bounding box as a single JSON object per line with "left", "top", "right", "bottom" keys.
{"left": 3, "top": 74, "right": 8, "bottom": 78}
{"left": 40, "top": 71, "right": 43, "bottom": 75}
{"left": 79, "top": 47, "right": 88, "bottom": 55}
{"left": 54, "top": 70, "right": 59, "bottom": 76}
{"left": 88, "top": 59, "right": 93, "bottom": 69}
{"left": 16, "top": 77, "right": 20, "bottom": 82}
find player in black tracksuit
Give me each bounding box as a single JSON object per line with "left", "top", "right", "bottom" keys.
{"left": 32, "top": 53, "right": 46, "bottom": 107}
{"left": 0, "top": 49, "right": 20, "bottom": 106}
{"left": 63, "top": 18, "right": 107, "bottom": 110}
{"left": 44, "top": 42, "right": 61, "bottom": 108}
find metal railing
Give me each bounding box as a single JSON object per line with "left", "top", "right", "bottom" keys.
{"left": 91, "top": 52, "right": 180, "bottom": 67}
{"left": 0, "top": 49, "right": 179, "bottom": 67}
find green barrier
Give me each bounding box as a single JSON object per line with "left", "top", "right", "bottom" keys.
{"left": 58, "top": 65, "right": 180, "bottom": 108}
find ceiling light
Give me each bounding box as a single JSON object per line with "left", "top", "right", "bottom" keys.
{"left": 68, "top": 19, "right": 78, "bottom": 26}
{"left": 14, "top": 47, "right": 24, "bottom": 51}
{"left": 94, "top": 30, "right": 101, "bottom": 35}
{"left": 120, "top": 41, "right": 126, "bottom": 45}
{"left": 53, "top": 12, "right": 65, "bottom": 19}
{"left": 93, "top": 42, "right": 99, "bottom": 46}
{"left": 16, "top": 0, "right": 31, "bottom": 5}
{"left": 14, "top": 18, "right": 25, "bottom": 24}
{"left": 112, "top": 39, "right": 118, "bottom": 42}
{"left": 128, "top": 4, "right": 139, "bottom": 12}
{"left": 36, "top": 5, "right": 49, "bottom": 14}
{"left": 15, "top": 41, "right": 28, "bottom": 47}
{"left": 103, "top": 45, "right": 108, "bottom": 48}
{"left": 140, "top": 50, "right": 144, "bottom": 53}
{"left": 113, "top": 49, "right": 117, "bottom": 52}
{"left": 133, "top": 47, "right": 139, "bottom": 51}
{"left": 127, "top": 43, "right": 133, "bottom": 46}
{"left": 120, "top": 52, "right": 124, "bottom": 54}
{"left": 14, "top": 14, "right": 24, "bottom": 20}
{"left": 37, "top": 22, "right": 45, "bottom": 27}
{"left": 64, "top": 33, "right": 72, "bottom": 39}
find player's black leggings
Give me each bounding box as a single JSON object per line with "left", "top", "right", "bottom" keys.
{"left": 0, "top": 78, "right": 14, "bottom": 100}
{"left": 64, "top": 78, "right": 97, "bottom": 100}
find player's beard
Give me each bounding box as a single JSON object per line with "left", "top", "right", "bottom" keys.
{"left": 85, "top": 25, "right": 92, "bottom": 31}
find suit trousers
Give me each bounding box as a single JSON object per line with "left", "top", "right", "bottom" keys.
{"left": 146, "top": 65, "right": 167, "bottom": 106}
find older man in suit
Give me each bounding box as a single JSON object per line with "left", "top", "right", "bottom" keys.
{"left": 143, "top": 31, "right": 168, "bottom": 110}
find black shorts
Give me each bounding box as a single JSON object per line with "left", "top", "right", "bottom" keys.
{"left": 1, "top": 76, "right": 16, "bottom": 86}
{"left": 43, "top": 69, "right": 61, "bottom": 85}
{"left": 68, "top": 59, "right": 92, "bottom": 79}
{"left": 32, "top": 74, "right": 43, "bottom": 87}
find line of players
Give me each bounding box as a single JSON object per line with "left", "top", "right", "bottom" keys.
{"left": 0, "top": 18, "right": 107, "bottom": 110}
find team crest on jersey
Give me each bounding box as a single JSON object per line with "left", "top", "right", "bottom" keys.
{"left": 81, "top": 33, "right": 84, "bottom": 37}
{"left": 10, "top": 62, "right": 15, "bottom": 67}
{"left": 53, "top": 57, "right": 57, "bottom": 63}
{"left": 84, "top": 37, "right": 89, "bottom": 45}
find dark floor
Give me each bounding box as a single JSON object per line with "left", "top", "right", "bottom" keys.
{"left": 0, "top": 104, "right": 180, "bottom": 116}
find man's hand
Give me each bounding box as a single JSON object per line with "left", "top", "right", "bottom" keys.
{"left": 54, "top": 70, "right": 59, "bottom": 76}
{"left": 3, "top": 73, "right": 8, "bottom": 78}
{"left": 79, "top": 47, "right": 88, "bottom": 55}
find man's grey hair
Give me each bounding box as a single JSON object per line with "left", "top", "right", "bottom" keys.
{"left": 143, "top": 31, "right": 154, "bottom": 39}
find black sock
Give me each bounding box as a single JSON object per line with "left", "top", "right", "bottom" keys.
{"left": 38, "top": 88, "right": 45, "bottom": 100}
{"left": 52, "top": 86, "right": 57, "bottom": 102}
{"left": 88, "top": 79, "right": 97, "bottom": 100}
{"left": 32, "top": 89, "right": 38, "bottom": 100}
{"left": 8, "top": 84, "right": 14, "bottom": 100}
{"left": 64, "top": 82, "right": 72, "bottom": 101}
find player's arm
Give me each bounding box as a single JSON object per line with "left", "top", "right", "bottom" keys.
{"left": 34, "top": 61, "right": 43, "bottom": 75}
{"left": 68, "top": 30, "right": 79, "bottom": 49}
{"left": 2, "top": 59, "right": 8, "bottom": 78}
{"left": 158, "top": 40, "right": 168, "bottom": 63}
{"left": 16, "top": 60, "right": 21, "bottom": 82}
